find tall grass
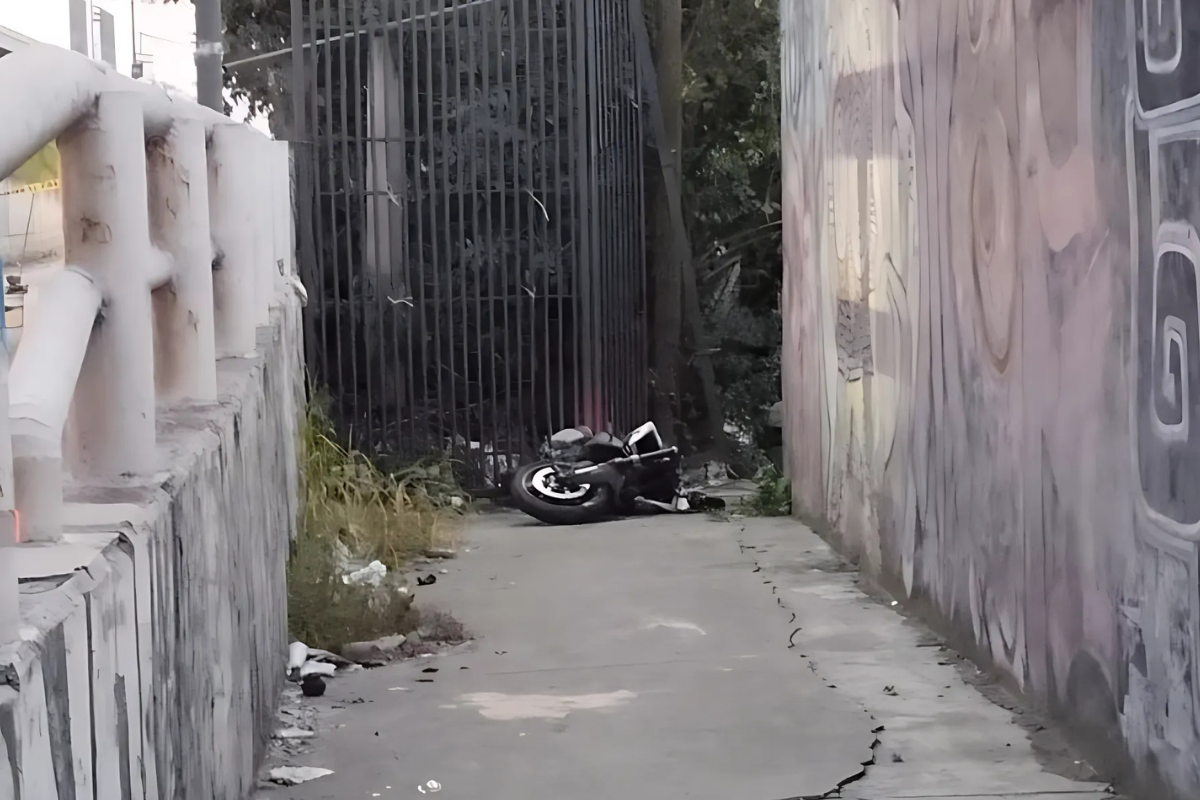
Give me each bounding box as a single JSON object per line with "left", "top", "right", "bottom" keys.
{"left": 288, "top": 400, "right": 467, "bottom": 651}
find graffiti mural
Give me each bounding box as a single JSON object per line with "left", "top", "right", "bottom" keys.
{"left": 781, "top": 0, "right": 1200, "bottom": 794}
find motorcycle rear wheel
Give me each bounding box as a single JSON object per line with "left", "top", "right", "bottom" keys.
{"left": 510, "top": 461, "right": 613, "bottom": 525}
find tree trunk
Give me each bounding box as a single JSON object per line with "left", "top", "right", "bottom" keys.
{"left": 651, "top": 0, "right": 684, "bottom": 442}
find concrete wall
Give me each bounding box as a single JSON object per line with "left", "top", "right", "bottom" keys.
{"left": 780, "top": 1, "right": 1200, "bottom": 795}
{"left": 0, "top": 299, "right": 302, "bottom": 799}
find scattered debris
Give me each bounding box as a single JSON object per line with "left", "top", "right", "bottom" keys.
{"left": 438, "top": 568, "right": 449, "bottom": 575}
{"left": 417, "top": 779, "right": 443, "bottom": 794}
{"left": 344, "top": 560, "right": 389, "bottom": 587}
{"left": 883, "top": 685, "right": 899, "bottom": 696}
{"left": 287, "top": 641, "right": 309, "bottom": 675}
{"left": 418, "top": 574, "right": 438, "bottom": 586}
{"left": 342, "top": 634, "right": 409, "bottom": 666}
{"left": 891, "top": 753, "right": 905, "bottom": 763}
{"left": 274, "top": 727, "right": 315, "bottom": 740}
{"left": 288, "top": 640, "right": 361, "bottom": 681}
{"left": 300, "top": 660, "right": 337, "bottom": 678}
{"left": 268, "top": 766, "right": 334, "bottom": 785}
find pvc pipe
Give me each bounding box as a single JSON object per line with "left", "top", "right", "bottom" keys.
{"left": 209, "top": 123, "right": 259, "bottom": 356}
{"left": 59, "top": 91, "right": 158, "bottom": 479}
{"left": 9, "top": 267, "right": 101, "bottom": 542}
{"left": 148, "top": 118, "right": 218, "bottom": 402}
{"left": 0, "top": 43, "right": 232, "bottom": 183}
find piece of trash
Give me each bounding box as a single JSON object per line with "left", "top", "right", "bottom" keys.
{"left": 268, "top": 766, "right": 334, "bottom": 786}
{"left": 883, "top": 685, "right": 899, "bottom": 696}
{"left": 438, "top": 569, "right": 449, "bottom": 575}
{"left": 425, "top": 547, "right": 458, "bottom": 559}
{"left": 274, "top": 727, "right": 315, "bottom": 739}
{"left": 892, "top": 753, "right": 904, "bottom": 763}
{"left": 450, "top": 496, "right": 465, "bottom": 508}
{"left": 422, "top": 667, "right": 439, "bottom": 673}
{"left": 417, "top": 678, "right": 434, "bottom": 683}
{"left": 287, "top": 641, "right": 309, "bottom": 676}
{"left": 300, "top": 660, "right": 337, "bottom": 678}
{"left": 344, "top": 560, "right": 388, "bottom": 587}
{"left": 417, "top": 574, "right": 438, "bottom": 586}
{"left": 891, "top": 601, "right": 899, "bottom": 607}
{"left": 418, "top": 779, "right": 442, "bottom": 793}
{"left": 389, "top": 687, "right": 411, "bottom": 692}
{"left": 301, "top": 675, "right": 326, "bottom": 697}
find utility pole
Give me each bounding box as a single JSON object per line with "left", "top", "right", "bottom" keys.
{"left": 194, "top": 0, "right": 224, "bottom": 111}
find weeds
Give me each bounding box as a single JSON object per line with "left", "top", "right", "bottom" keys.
{"left": 740, "top": 464, "right": 792, "bottom": 517}
{"left": 287, "top": 398, "right": 468, "bottom": 652}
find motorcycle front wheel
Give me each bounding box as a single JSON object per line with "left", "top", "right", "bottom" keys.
{"left": 510, "top": 461, "right": 613, "bottom": 525}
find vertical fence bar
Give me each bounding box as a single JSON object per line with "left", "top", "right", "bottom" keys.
{"left": 507, "top": 0, "right": 527, "bottom": 456}
{"left": 549, "top": 0, "right": 566, "bottom": 432}
{"left": 532, "top": 0, "right": 551, "bottom": 438}
{"left": 572, "top": 0, "right": 592, "bottom": 429}
{"left": 564, "top": 0, "right": 580, "bottom": 433}
{"left": 466, "top": 0, "right": 485, "bottom": 478}
{"left": 493, "top": 0, "right": 513, "bottom": 461}
{"left": 480, "top": 0, "right": 501, "bottom": 483}
{"left": 322, "top": 0, "right": 348, "bottom": 434}
{"left": 452, "top": 0, "right": 471, "bottom": 467}
{"left": 410, "top": 0, "right": 430, "bottom": 453}
{"left": 616, "top": 0, "right": 634, "bottom": 428}
{"left": 519, "top": 0, "right": 537, "bottom": 446}
{"left": 388, "top": 0, "right": 415, "bottom": 455}
{"left": 598, "top": 0, "right": 615, "bottom": 430}
{"left": 307, "top": 0, "right": 329, "bottom": 396}
{"left": 364, "top": 0, "right": 386, "bottom": 449}
{"left": 437, "top": 0, "right": 458, "bottom": 455}
{"left": 632, "top": 0, "right": 647, "bottom": 418}
{"left": 345, "top": 0, "right": 368, "bottom": 447}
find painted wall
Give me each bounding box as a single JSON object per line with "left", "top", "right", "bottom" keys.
{"left": 780, "top": 0, "right": 1200, "bottom": 795}
{"left": 0, "top": 299, "right": 303, "bottom": 799}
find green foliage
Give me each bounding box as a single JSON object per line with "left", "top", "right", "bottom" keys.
{"left": 167, "top": 0, "right": 291, "bottom": 129}
{"left": 288, "top": 397, "right": 466, "bottom": 650}
{"left": 679, "top": 0, "right": 783, "bottom": 445}
{"left": 740, "top": 464, "right": 791, "bottom": 517}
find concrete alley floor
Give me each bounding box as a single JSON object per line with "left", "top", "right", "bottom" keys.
{"left": 263, "top": 511, "right": 1118, "bottom": 800}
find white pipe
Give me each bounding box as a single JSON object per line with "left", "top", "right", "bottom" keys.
{"left": 60, "top": 91, "right": 158, "bottom": 479}
{"left": 148, "top": 118, "right": 218, "bottom": 403}
{"left": 0, "top": 43, "right": 233, "bottom": 183}
{"left": 9, "top": 267, "right": 102, "bottom": 542}
{"left": 209, "top": 123, "right": 259, "bottom": 356}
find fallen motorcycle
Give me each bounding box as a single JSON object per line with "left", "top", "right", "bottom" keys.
{"left": 505, "top": 421, "right": 722, "bottom": 525}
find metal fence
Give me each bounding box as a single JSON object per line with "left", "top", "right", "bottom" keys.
{"left": 291, "top": 0, "right": 647, "bottom": 487}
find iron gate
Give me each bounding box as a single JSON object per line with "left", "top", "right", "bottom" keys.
{"left": 291, "top": 0, "right": 648, "bottom": 486}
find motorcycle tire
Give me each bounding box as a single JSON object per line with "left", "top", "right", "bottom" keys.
{"left": 510, "top": 461, "right": 614, "bottom": 525}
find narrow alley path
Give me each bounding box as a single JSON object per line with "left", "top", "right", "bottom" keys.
{"left": 264, "top": 512, "right": 1117, "bottom": 800}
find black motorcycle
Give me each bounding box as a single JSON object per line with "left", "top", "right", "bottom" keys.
{"left": 507, "top": 422, "right": 687, "bottom": 525}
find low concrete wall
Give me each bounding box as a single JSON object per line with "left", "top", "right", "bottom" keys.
{"left": 780, "top": 1, "right": 1200, "bottom": 797}
{"left": 0, "top": 299, "right": 302, "bottom": 800}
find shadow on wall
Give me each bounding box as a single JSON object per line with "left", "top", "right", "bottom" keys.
{"left": 780, "top": 0, "right": 1200, "bottom": 796}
